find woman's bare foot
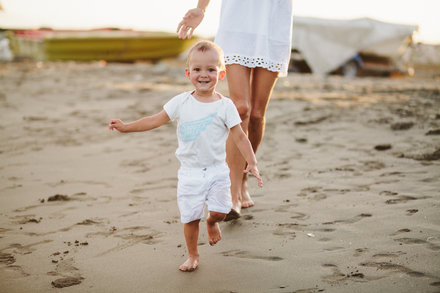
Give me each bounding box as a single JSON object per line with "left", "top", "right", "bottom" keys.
{"left": 241, "top": 181, "right": 254, "bottom": 208}
{"left": 232, "top": 199, "right": 242, "bottom": 214}
{"left": 207, "top": 221, "right": 222, "bottom": 245}
{"left": 179, "top": 256, "right": 199, "bottom": 272}
{"left": 224, "top": 199, "right": 241, "bottom": 221}
{"left": 241, "top": 191, "right": 254, "bottom": 208}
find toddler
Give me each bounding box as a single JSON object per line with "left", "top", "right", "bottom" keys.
{"left": 109, "top": 40, "right": 262, "bottom": 272}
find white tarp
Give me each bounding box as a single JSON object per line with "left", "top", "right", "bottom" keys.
{"left": 292, "top": 17, "right": 418, "bottom": 75}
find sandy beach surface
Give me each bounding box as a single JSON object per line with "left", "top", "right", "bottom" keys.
{"left": 0, "top": 60, "right": 439, "bottom": 293}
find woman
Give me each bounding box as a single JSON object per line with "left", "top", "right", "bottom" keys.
{"left": 177, "top": 0, "right": 293, "bottom": 220}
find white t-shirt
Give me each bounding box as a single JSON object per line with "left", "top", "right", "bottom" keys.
{"left": 164, "top": 91, "right": 242, "bottom": 168}
{"left": 214, "top": 0, "right": 293, "bottom": 76}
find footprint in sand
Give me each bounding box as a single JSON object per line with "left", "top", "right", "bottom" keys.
{"left": 323, "top": 188, "right": 351, "bottom": 194}
{"left": 275, "top": 203, "right": 298, "bottom": 213}
{"left": 359, "top": 261, "right": 427, "bottom": 279}
{"left": 390, "top": 228, "right": 411, "bottom": 236}
{"left": 360, "top": 160, "right": 386, "bottom": 171}
{"left": 298, "top": 187, "right": 322, "bottom": 197}
{"left": 52, "top": 276, "right": 84, "bottom": 288}
{"left": 290, "top": 211, "right": 310, "bottom": 220}
{"left": 380, "top": 171, "right": 405, "bottom": 178}
{"left": 0, "top": 263, "right": 29, "bottom": 279}
{"left": 321, "top": 263, "right": 366, "bottom": 284}
{"left": 272, "top": 229, "right": 296, "bottom": 239}
{"left": 297, "top": 186, "right": 327, "bottom": 201}
{"left": 0, "top": 240, "right": 53, "bottom": 280}
{"left": 273, "top": 223, "right": 298, "bottom": 239}
{"left": 120, "top": 158, "right": 151, "bottom": 173}
{"left": 323, "top": 259, "right": 431, "bottom": 285}
{"left": 93, "top": 226, "right": 163, "bottom": 257}
{"left": 385, "top": 195, "right": 431, "bottom": 204}
{"left": 294, "top": 115, "right": 331, "bottom": 126}
{"left": 372, "top": 251, "right": 406, "bottom": 258}
{"left": 421, "top": 177, "right": 438, "bottom": 183}
{"left": 353, "top": 248, "right": 368, "bottom": 257}
{"left": 48, "top": 258, "right": 84, "bottom": 288}
{"left": 274, "top": 171, "right": 292, "bottom": 179}
{"left": 221, "top": 249, "right": 283, "bottom": 261}
{"left": 277, "top": 222, "right": 308, "bottom": 231}
{"left": 13, "top": 204, "right": 43, "bottom": 213}
{"left": 0, "top": 252, "right": 16, "bottom": 265}
{"left": 322, "top": 213, "right": 372, "bottom": 225}
{"left": 1, "top": 240, "right": 53, "bottom": 256}
{"left": 291, "top": 288, "right": 325, "bottom": 293}
{"left": 404, "top": 148, "right": 440, "bottom": 161}
{"left": 379, "top": 190, "right": 399, "bottom": 197}
{"left": 11, "top": 214, "right": 43, "bottom": 224}
{"left": 406, "top": 209, "right": 418, "bottom": 215}
{"left": 394, "top": 237, "right": 440, "bottom": 251}
{"left": 0, "top": 227, "right": 10, "bottom": 236}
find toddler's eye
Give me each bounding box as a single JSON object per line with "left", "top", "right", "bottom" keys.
{"left": 208, "top": 68, "right": 216, "bottom": 72}
{"left": 193, "top": 68, "right": 200, "bottom": 72}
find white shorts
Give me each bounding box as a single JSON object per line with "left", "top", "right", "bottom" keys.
{"left": 177, "top": 164, "right": 232, "bottom": 223}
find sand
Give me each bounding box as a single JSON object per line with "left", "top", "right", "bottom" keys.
{"left": 0, "top": 60, "right": 439, "bottom": 293}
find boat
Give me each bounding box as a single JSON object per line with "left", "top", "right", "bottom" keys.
{"left": 7, "top": 28, "right": 197, "bottom": 62}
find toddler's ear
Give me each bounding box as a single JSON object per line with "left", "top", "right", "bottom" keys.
{"left": 185, "top": 68, "right": 190, "bottom": 79}
{"left": 219, "top": 70, "right": 226, "bottom": 80}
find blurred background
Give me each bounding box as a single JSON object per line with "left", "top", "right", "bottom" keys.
{"left": 1, "top": 0, "right": 439, "bottom": 77}
{"left": 1, "top": 0, "right": 439, "bottom": 43}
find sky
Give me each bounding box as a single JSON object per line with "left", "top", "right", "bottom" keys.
{"left": 1, "top": 0, "right": 439, "bottom": 44}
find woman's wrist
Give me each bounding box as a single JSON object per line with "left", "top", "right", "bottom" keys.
{"left": 196, "top": 0, "right": 209, "bottom": 14}
{"left": 195, "top": 7, "right": 206, "bottom": 14}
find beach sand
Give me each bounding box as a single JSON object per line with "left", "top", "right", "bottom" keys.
{"left": 0, "top": 60, "right": 439, "bottom": 293}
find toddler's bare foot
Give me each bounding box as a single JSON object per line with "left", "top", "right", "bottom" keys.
{"left": 207, "top": 222, "right": 222, "bottom": 246}
{"left": 179, "top": 256, "right": 199, "bottom": 272}
{"left": 241, "top": 190, "right": 254, "bottom": 208}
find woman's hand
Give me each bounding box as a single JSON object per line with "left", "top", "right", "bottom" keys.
{"left": 177, "top": 8, "right": 205, "bottom": 39}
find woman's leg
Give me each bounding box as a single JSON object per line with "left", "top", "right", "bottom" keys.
{"left": 179, "top": 219, "right": 200, "bottom": 272}
{"left": 249, "top": 68, "right": 279, "bottom": 151}
{"left": 241, "top": 68, "right": 279, "bottom": 207}
{"left": 225, "top": 64, "right": 252, "bottom": 217}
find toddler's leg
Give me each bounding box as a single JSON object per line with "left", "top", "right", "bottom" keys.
{"left": 180, "top": 219, "right": 200, "bottom": 272}
{"left": 206, "top": 211, "right": 227, "bottom": 246}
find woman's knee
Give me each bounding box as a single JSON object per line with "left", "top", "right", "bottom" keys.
{"left": 250, "top": 106, "right": 267, "bottom": 121}
{"left": 236, "top": 102, "right": 250, "bottom": 120}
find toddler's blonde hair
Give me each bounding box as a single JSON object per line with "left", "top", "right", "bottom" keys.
{"left": 186, "top": 40, "right": 226, "bottom": 70}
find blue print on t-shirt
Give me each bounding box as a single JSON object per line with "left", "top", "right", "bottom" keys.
{"left": 179, "top": 113, "right": 217, "bottom": 142}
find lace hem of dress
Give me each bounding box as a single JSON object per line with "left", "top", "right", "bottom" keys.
{"left": 224, "top": 55, "right": 288, "bottom": 74}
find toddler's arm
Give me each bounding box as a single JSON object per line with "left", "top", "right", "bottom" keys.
{"left": 109, "top": 110, "right": 170, "bottom": 133}
{"left": 177, "top": 0, "right": 210, "bottom": 39}
{"left": 229, "top": 124, "right": 263, "bottom": 187}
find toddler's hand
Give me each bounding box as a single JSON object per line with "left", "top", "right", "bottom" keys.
{"left": 108, "top": 119, "right": 125, "bottom": 132}
{"left": 244, "top": 165, "right": 263, "bottom": 187}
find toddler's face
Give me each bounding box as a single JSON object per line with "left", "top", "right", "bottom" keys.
{"left": 186, "top": 50, "right": 225, "bottom": 94}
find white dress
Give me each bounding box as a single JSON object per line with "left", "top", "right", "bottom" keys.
{"left": 214, "top": 0, "right": 293, "bottom": 76}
